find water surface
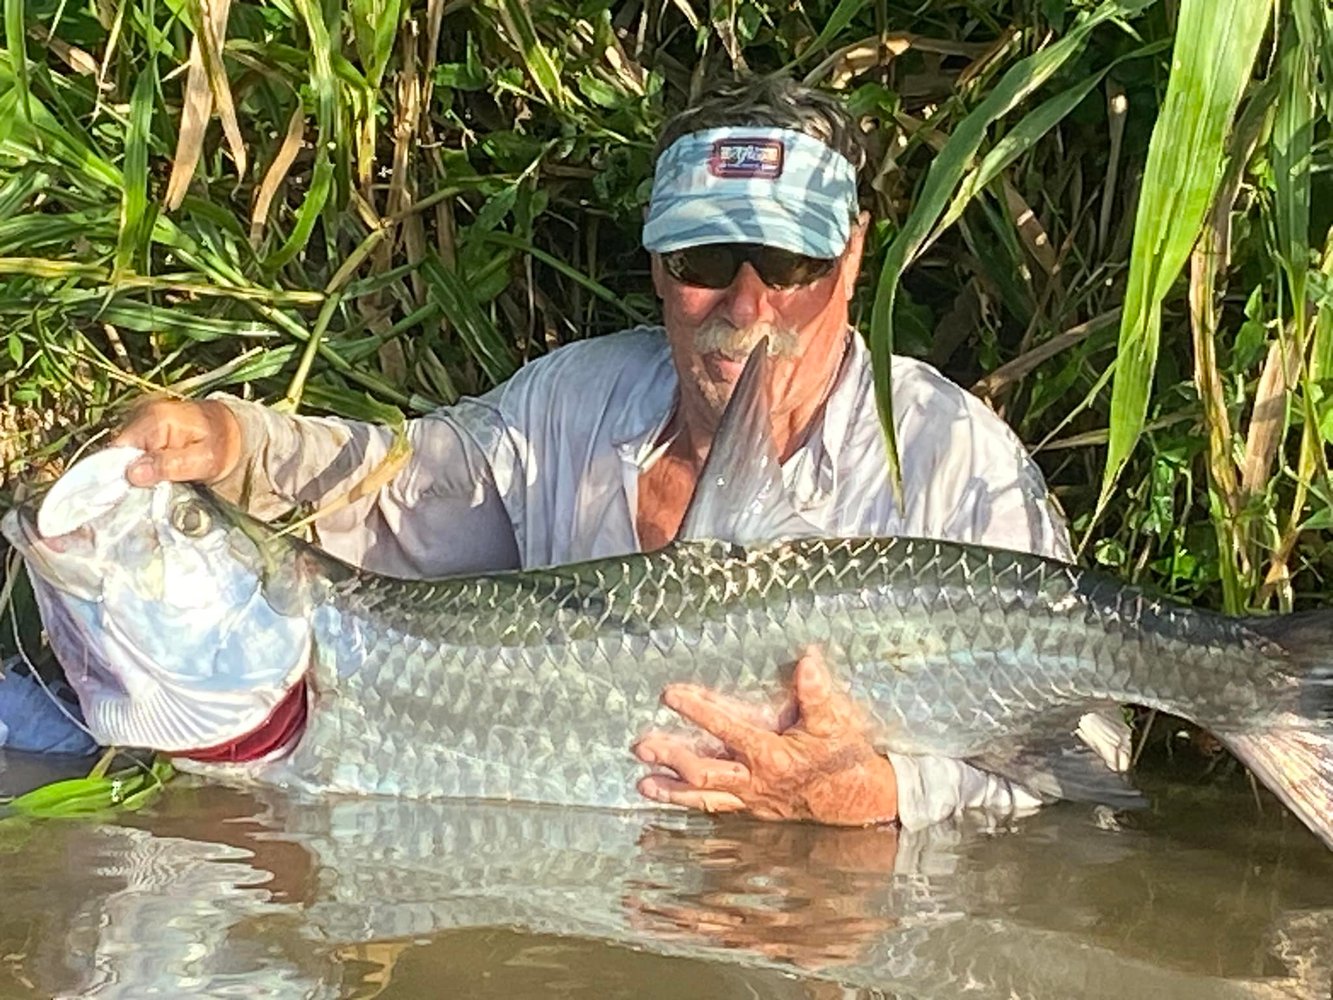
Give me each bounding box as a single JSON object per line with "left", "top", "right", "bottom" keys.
{"left": 0, "top": 752, "right": 1329, "bottom": 999}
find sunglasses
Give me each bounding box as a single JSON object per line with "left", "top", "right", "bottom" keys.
{"left": 661, "top": 244, "right": 836, "bottom": 290}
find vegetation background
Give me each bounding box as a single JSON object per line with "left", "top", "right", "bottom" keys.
{"left": 0, "top": 0, "right": 1330, "bottom": 764}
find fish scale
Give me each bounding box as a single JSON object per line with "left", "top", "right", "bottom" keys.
{"left": 202, "top": 533, "right": 1297, "bottom": 806}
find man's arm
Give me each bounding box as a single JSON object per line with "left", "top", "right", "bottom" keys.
{"left": 112, "top": 395, "right": 521, "bottom": 578}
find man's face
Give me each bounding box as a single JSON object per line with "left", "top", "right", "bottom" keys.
{"left": 651, "top": 214, "right": 869, "bottom": 439}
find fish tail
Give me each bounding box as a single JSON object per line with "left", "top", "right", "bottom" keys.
{"left": 1222, "top": 730, "right": 1333, "bottom": 849}
{"left": 1222, "top": 610, "right": 1333, "bottom": 848}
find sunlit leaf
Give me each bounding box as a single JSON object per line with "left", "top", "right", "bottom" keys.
{"left": 1101, "top": 0, "right": 1273, "bottom": 511}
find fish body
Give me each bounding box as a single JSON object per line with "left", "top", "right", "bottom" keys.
{"left": 3, "top": 348, "right": 1332, "bottom": 844}
{"left": 239, "top": 533, "right": 1277, "bottom": 810}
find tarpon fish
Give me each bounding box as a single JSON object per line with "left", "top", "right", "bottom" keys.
{"left": 3, "top": 350, "right": 1332, "bottom": 846}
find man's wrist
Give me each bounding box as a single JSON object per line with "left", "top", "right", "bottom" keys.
{"left": 810, "top": 752, "right": 898, "bottom": 827}
{"left": 865, "top": 752, "right": 899, "bottom": 825}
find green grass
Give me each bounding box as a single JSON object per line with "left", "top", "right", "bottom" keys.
{"left": 0, "top": 754, "right": 175, "bottom": 818}
{"left": 1, "top": 0, "right": 1331, "bottom": 641}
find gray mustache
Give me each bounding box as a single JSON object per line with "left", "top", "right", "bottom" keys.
{"left": 693, "top": 321, "right": 801, "bottom": 361}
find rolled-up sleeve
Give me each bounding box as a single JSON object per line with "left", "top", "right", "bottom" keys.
{"left": 887, "top": 752, "right": 1045, "bottom": 829}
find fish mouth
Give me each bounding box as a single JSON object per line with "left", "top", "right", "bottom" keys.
{"left": 2, "top": 504, "right": 103, "bottom": 604}
{"left": 2, "top": 501, "right": 92, "bottom": 555}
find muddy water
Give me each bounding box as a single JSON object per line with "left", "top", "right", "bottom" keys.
{"left": 0, "top": 752, "right": 1330, "bottom": 1000}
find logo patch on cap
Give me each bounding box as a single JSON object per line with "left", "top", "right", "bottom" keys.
{"left": 709, "top": 139, "right": 784, "bottom": 179}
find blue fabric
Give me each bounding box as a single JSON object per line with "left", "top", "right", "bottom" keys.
{"left": 0, "top": 660, "right": 100, "bottom": 756}
{"left": 643, "top": 126, "right": 859, "bottom": 257}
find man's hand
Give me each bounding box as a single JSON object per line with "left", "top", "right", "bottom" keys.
{"left": 633, "top": 650, "right": 898, "bottom": 826}
{"left": 110, "top": 399, "right": 243, "bottom": 487}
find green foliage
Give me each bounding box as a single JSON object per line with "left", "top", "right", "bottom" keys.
{"left": 1, "top": 755, "right": 174, "bottom": 817}
{"left": 868, "top": 0, "right": 1151, "bottom": 493}
{"left": 0, "top": 0, "right": 1330, "bottom": 629}
{"left": 1102, "top": 0, "right": 1272, "bottom": 517}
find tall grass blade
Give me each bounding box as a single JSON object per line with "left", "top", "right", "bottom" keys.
{"left": 2, "top": 90, "right": 121, "bottom": 190}
{"left": 350, "top": 0, "right": 402, "bottom": 88}
{"left": 1099, "top": 0, "right": 1272, "bottom": 513}
{"left": 788, "top": 0, "right": 869, "bottom": 68}
{"left": 165, "top": 31, "right": 216, "bottom": 209}
{"left": 868, "top": 0, "right": 1149, "bottom": 493}
{"left": 1274, "top": 6, "right": 1314, "bottom": 302}
{"left": 1187, "top": 79, "right": 1270, "bottom": 613}
{"left": 482, "top": 230, "right": 653, "bottom": 325}
{"left": 1261, "top": 2, "right": 1325, "bottom": 604}
{"left": 113, "top": 64, "right": 157, "bottom": 277}
{"left": 4, "top": 0, "right": 29, "bottom": 121}
{"left": 419, "top": 252, "right": 518, "bottom": 385}
{"left": 250, "top": 106, "right": 307, "bottom": 245}
{"left": 263, "top": 0, "right": 337, "bottom": 269}
{"left": 935, "top": 40, "right": 1168, "bottom": 245}
{"left": 490, "top": 0, "right": 569, "bottom": 111}
{"left": 195, "top": 0, "right": 245, "bottom": 178}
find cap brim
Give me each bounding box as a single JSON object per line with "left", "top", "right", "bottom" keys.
{"left": 643, "top": 194, "right": 850, "bottom": 258}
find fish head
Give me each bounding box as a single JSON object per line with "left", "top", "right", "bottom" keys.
{"left": 1, "top": 448, "right": 319, "bottom": 754}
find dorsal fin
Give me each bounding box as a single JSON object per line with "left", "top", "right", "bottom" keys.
{"left": 677, "top": 339, "right": 817, "bottom": 546}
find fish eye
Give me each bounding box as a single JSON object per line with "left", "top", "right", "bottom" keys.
{"left": 170, "top": 501, "right": 212, "bottom": 538}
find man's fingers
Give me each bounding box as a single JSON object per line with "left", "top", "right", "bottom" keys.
{"left": 633, "top": 733, "right": 752, "bottom": 791}
{"left": 124, "top": 448, "right": 217, "bottom": 487}
{"left": 157, "top": 447, "right": 223, "bottom": 483}
{"left": 637, "top": 774, "right": 747, "bottom": 814}
{"left": 110, "top": 399, "right": 241, "bottom": 485}
{"left": 108, "top": 410, "right": 158, "bottom": 451}
{"left": 112, "top": 399, "right": 196, "bottom": 451}
{"left": 631, "top": 731, "right": 710, "bottom": 765}
{"left": 702, "top": 690, "right": 787, "bottom": 732}
{"left": 123, "top": 455, "right": 159, "bottom": 487}
{"left": 124, "top": 454, "right": 174, "bottom": 487}
{"left": 792, "top": 650, "right": 854, "bottom": 738}
{"left": 660, "top": 685, "right": 775, "bottom": 758}
{"left": 659, "top": 685, "right": 785, "bottom": 732}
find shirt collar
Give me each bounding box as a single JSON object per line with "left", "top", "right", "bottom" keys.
{"left": 611, "top": 329, "right": 678, "bottom": 462}
{"left": 778, "top": 329, "right": 864, "bottom": 508}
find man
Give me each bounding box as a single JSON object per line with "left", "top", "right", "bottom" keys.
{"left": 111, "top": 75, "right": 1115, "bottom": 828}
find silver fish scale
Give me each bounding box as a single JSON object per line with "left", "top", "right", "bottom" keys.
{"left": 250, "top": 536, "right": 1293, "bottom": 805}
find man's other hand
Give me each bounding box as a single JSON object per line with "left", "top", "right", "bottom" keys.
{"left": 633, "top": 649, "right": 898, "bottom": 826}
{"left": 110, "top": 399, "right": 242, "bottom": 487}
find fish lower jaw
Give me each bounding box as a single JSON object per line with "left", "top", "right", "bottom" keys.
{"left": 173, "top": 678, "right": 310, "bottom": 765}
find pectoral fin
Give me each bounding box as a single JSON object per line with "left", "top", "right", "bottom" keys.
{"left": 970, "top": 740, "right": 1146, "bottom": 809}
